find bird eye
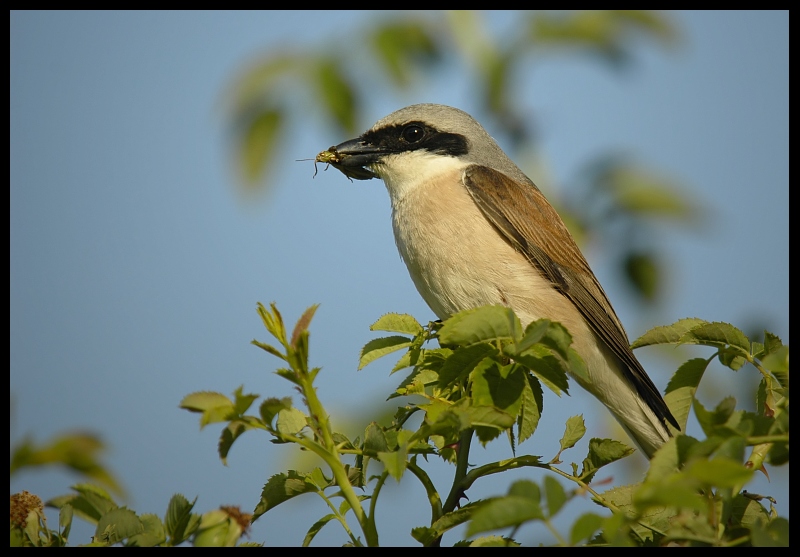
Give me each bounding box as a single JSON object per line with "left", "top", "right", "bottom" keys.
{"left": 401, "top": 125, "right": 424, "bottom": 144}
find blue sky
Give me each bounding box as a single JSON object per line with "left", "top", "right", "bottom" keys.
{"left": 10, "top": 11, "right": 788, "bottom": 546}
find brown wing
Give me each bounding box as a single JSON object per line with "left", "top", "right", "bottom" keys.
{"left": 463, "top": 164, "right": 679, "bottom": 430}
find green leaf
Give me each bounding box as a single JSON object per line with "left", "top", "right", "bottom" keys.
{"left": 469, "top": 535, "right": 520, "bottom": 547}
{"left": 164, "top": 494, "right": 198, "bottom": 545}
{"left": 95, "top": 508, "right": 143, "bottom": 545}
{"left": 679, "top": 321, "right": 750, "bottom": 353}
{"left": 663, "top": 357, "right": 710, "bottom": 432}
{"left": 126, "top": 513, "right": 166, "bottom": 547}
{"left": 412, "top": 504, "right": 478, "bottom": 545}
{"left": 517, "top": 373, "right": 543, "bottom": 444}
{"left": 631, "top": 317, "right": 707, "bottom": 349}
{"left": 759, "top": 330, "right": 784, "bottom": 358}
{"left": 750, "top": 517, "right": 789, "bottom": 547}
{"left": 218, "top": 420, "right": 253, "bottom": 465}
{"left": 252, "top": 471, "right": 321, "bottom": 521}
{"left": 543, "top": 475, "right": 567, "bottom": 517}
{"left": 559, "top": 415, "right": 586, "bottom": 454}
{"left": 761, "top": 345, "right": 788, "bottom": 373}
{"left": 515, "top": 346, "right": 570, "bottom": 396}
{"left": 570, "top": 512, "right": 604, "bottom": 545}
{"left": 538, "top": 321, "right": 574, "bottom": 361}
{"left": 250, "top": 339, "right": 286, "bottom": 361}
{"left": 232, "top": 385, "right": 259, "bottom": 416}
{"left": 644, "top": 434, "right": 696, "bottom": 482}
{"left": 515, "top": 319, "right": 551, "bottom": 353}
{"left": 471, "top": 359, "right": 526, "bottom": 417}
{"left": 390, "top": 347, "right": 420, "bottom": 372}
{"left": 48, "top": 484, "right": 118, "bottom": 526}
{"left": 274, "top": 367, "right": 301, "bottom": 385}
{"left": 377, "top": 446, "right": 408, "bottom": 481}
{"left": 580, "top": 438, "right": 634, "bottom": 481}
{"left": 259, "top": 397, "right": 293, "bottom": 426}
{"left": 467, "top": 481, "right": 545, "bottom": 536}
{"left": 358, "top": 336, "right": 413, "bottom": 370}
{"left": 370, "top": 313, "right": 423, "bottom": 335}
{"left": 693, "top": 397, "right": 736, "bottom": 438}
{"left": 729, "top": 493, "right": 770, "bottom": 530}
{"left": 438, "top": 343, "right": 498, "bottom": 388}
{"left": 600, "top": 483, "right": 669, "bottom": 543}
{"left": 566, "top": 348, "right": 589, "bottom": 383}
{"left": 683, "top": 457, "right": 753, "bottom": 487}
{"left": 302, "top": 514, "right": 336, "bottom": 547}
{"left": 180, "top": 391, "right": 235, "bottom": 428}
{"left": 363, "top": 422, "right": 389, "bottom": 453}
{"left": 275, "top": 407, "right": 308, "bottom": 436}
{"left": 56, "top": 504, "right": 73, "bottom": 542}
{"left": 438, "top": 305, "right": 521, "bottom": 346}
{"left": 634, "top": 474, "right": 706, "bottom": 512}
{"left": 468, "top": 406, "right": 516, "bottom": 444}
{"left": 256, "top": 302, "right": 287, "bottom": 344}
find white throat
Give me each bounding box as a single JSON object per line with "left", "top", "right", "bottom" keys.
{"left": 370, "top": 151, "right": 468, "bottom": 207}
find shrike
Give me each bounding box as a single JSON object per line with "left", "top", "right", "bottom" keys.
{"left": 321, "top": 103, "right": 678, "bottom": 458}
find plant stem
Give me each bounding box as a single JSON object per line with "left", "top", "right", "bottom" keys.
{"left": 431, "top": 428, "right": 474, "bottom": 546}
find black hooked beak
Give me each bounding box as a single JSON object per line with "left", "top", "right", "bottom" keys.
{"left": 317, "top": 137, "right": 382, "bottom": 181}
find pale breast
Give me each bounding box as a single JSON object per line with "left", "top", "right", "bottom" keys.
{"left": 387, "top": 166, "right": 581, "bottom": 333}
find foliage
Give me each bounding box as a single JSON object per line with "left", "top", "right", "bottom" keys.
{"left": 182, "top": 304, "right": 787, "bottom": 546}
{"left": 10, "top": 303, "right": 788, "bottom": 546}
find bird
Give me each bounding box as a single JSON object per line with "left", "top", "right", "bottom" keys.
{"left": 320, "top": 103, "right": 679, "bottom": 459}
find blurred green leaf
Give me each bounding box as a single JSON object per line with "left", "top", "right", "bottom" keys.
{"left": 238, "top": 107, "right": 283, "bottom": 186}
{"left": 10, "top": 433, "right": 124, "bottom": 496}
{"left": 543, "top": 475, "right": 567, "bottom": 516}
{"left": 95, "top": 507, "right": 143, "bottom": 545}
{"left": 624, "top": 251, "right": 660, "bottom": 301}
{"left": 609, "top": 166, "right": 695, "bottom": 220}
{"left": 126, "top": 513, "right": 166, "bottom": 547}
{"left": 529, "top": 11, "right": 676, "bottom": 66}
{"left": 750, "top": 517, "right": 789, "bottom": 547}
{"left": 312, "top": 57, "right": 357, "bottom": 134}
{"left": 467, "top": 480, "right": 544, "bottom": 536}
{"left": 371, "top": 21, "right": 440, "bottom": 87}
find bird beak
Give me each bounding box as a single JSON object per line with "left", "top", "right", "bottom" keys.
{"left": 316, "top": 137, "right": 381, "bottom": 181}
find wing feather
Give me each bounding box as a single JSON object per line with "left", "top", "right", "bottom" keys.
{"left": 463, "top": 164, "right": 679, "bottom": 430}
